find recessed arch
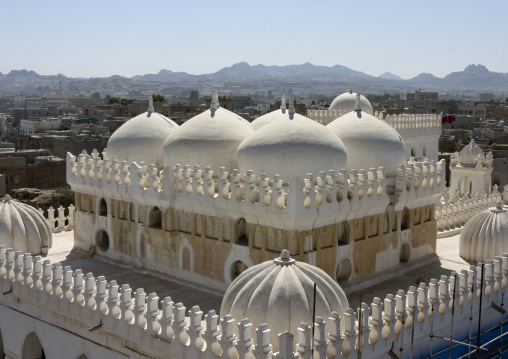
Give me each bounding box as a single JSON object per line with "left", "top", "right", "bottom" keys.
{"left": 95, "top": 229, "right": 110, "bottom": 252}
{"left": 410, "top": 148, "right": 415, "bottom": 157}
{"left": 234, "top": 218, "right": 249, "bottom": 246}
{"left": 230, "top": 260, "right": 248, "bottom": 281}
{"left": 148, "top": 206, "right": 162, "bottom": 229}
{"left": 401, "top": 207, "right": 411, "bottom": 231}
{"left": 423, "top": 146, "right": 427, "bottom": 157}
{"left": 400, "top": 243, "right": 411, "bottom": 263}
{"left": 98, "top": 198, "right": 107, "bottom": 216}
{"left": 336, "top": 258, "right": 352, "bottom": 282}
{"left": 22, "top": 331, "right": 45, "bottom": 359}
{"left": 337, "top": 220, "right": 350, "bottom": 246}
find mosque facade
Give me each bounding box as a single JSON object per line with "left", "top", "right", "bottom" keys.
{"left": 67, "top": 91, "right": 445, "bottom": 291}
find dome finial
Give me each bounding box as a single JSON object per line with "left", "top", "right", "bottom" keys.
{"left": 148, "top": 96, "right": 154, "bottom": 115}
{"left": 274, "top": 249, "right": 295, "bottom": 265}
{"left": 3, "top": 194, "right": 11, "bottom": 201}
{"left": 496, "top": 201, "right": 504, "bottom": 210}
{"left": 288, "top": 94, "right": 295, "bottom": 120}
{"left": 349, "top": 83, "right": 353, "bottom": 94}
{"left": 210, "top": 90, "right": 219, "bottom": 111}
{"left": 281, "top": 94, "right": 286, "bottom": 112}
{"left": 354, "top": 93, "right": 362, "bottom": 112}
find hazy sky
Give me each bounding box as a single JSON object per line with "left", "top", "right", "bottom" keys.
{"left": 1, "top": 0, "right": 506, "bottom": 79}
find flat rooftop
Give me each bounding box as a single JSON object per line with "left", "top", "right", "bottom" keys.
{"left": 47, "top": 231, "right": 472, "bottom": 315}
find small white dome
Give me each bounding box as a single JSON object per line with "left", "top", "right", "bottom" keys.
{"left": 163, "top": 91, "right": 253, "bottom": 172}
{"left": 329, "top": 84, "right": 373, "bottom": 115}
{"left": 327, "top": 94, "right": 406, "bottom": 177}
{"left": 250, "top": 94, "right": 288, "bottom": 130}
{"left": 459, "top": 139, "right": 484, "bottom": 167}
{"left": 220, "top": 250, "right": 348, "bottom": 351}
{"left": 460, "top": 202, "right": 508, "bottom": 262}
{"left": 0, "top": 195, "right": 52, "bottom": 255}
{"left": 106, "top": 98, "right": 178, "bottom": 169}
{"left": 238, "top": 99, "right": 347, "bottom": 181}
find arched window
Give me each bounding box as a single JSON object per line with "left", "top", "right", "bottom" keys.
{"left": 148, "top": 207, "right": 162, "bottom": 229}
{"left": 234, "top": 218, "right": 249, "bottom": 246}
{"left": 98, "top": 198, "right": 107, "bottom": 216}
{"left": 337, "top": 221, "right": 349, "bottom": 246}
{"left": 423, "top": 146, "right": 427, "bottom": 157}
{"left": 410, "top": 148, "right": 416, "bottom": 157}
{"left": 22, "top": 332, "right": 45, "bottom": 359}
{"left": 401, "top": 207, "right": 411, "bottom": 231}
{"left": 230, "top": 260, "right": 248, "bottom": 280}
{"left": 96, "top": 230, "right": 110, "bottom": 252}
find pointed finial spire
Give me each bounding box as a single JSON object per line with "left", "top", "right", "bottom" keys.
{"left": 349, "top": 83, "right": 353, "bottom": 94}
{"left": 4, "top": 194, "right": 11, "bottom": 201}
{"left": 354, "top": 93, "right": 362, "bottom": 112}
{"left": 288, "top": 94, "right": 295, "bottom": 120}
{"left": 148, "top": 96, "right": 154, "bottom": 115}
{"left": 281, "top": 94, "right": 286, "bottom": 112}
{"left": 210, "top": 90, "right": 219, "bottom": 111}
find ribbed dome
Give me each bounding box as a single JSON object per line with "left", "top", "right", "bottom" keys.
{"left": 163, "top": 91, "right": 253, "bottom": 172}
{"left": 327, "top": 94, "right": 406, "bottom": 177}
{"left": 0, "top": 195, "right": 52, "bottom": 255}
{"left": 329, "top": 84, "right": 373, "bottom": 115}
{"left": 459, "top": 202, "right": 508, "bottom": 262}
{"left": 220, "top": 250, "right": 348, "bottom": 351}
{"left": 238, "top": 99, "right": 347, "bottom": 181}
{"left": 106, "top": 98, "right": 178, "bottom": 169}
{"left": 459, "top": 139, "right": 484, "bottom": 167}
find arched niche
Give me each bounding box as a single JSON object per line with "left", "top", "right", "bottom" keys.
{"left": 22, "top": 331, "right": 45, "bottom": 359}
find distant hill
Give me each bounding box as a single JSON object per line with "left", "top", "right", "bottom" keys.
{"left": 379, "top": 72, "right": 402, "bottom": 80}
{"left": 1, "top": 63, "right": 507, "bottom": 96}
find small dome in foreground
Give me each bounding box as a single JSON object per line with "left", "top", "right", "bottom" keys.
{"left": 460, "top": 201, "right": 508, "bottom": 262}
{"left": 0, "top": 195, "right": 52, "bottom": 255}
{"left": 220, "top": 249, "right": 348, "bottom": 351}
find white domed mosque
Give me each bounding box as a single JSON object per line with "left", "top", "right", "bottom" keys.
{"left": 67, "top": 91, "right": 446, "bottom": 291}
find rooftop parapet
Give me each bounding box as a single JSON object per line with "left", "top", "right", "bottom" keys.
{"left": 66, "top": 151, "right": 446, "bottom": 227}
{"left": 307, "top": 110, "right": 442, "bottom": 138}
{"left": 1, "top": 245, "right": 507, "bottom": 358}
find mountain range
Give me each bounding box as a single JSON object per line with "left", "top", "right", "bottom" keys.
{"left": 1, "top": 63, "right": 507, "bottom": 96}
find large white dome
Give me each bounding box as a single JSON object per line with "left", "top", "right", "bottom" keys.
{"left": 329, "top": 84, "right": 373, "bottom": 115}
{"left": 460, "top": 202, "right": 508, "bottom": 262}
{"left": 459, "top": 139, "right": 484, "bottom": 167}
{"left": 106, "top": 98, "right": 178, "bottom": 169}
{"left": 163, "top": 91, "right": 253, "bottom": 172}
{"left": 327, "top": 94, "right": 406, "bottom": 177}
{"left": 220, "top": 249, "right": 348, "bottom": 351}
{"left": 238, "top": 100, "right": 347, "bottom": 181}
{"left": 0, "top": 195, "right": 52, "bottom": 255}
